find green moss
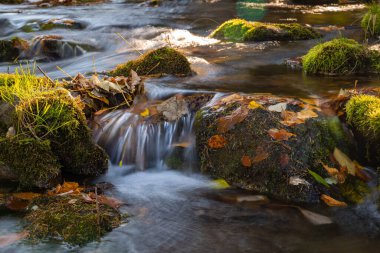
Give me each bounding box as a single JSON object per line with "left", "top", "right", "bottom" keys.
{"left": 110, "top": 47, "right": 192, "bottom": 76}
{"left": 26, "top": 195, "right": 121, "bottom": 246}
{"left": 0, "top": 40, "right": 19, "bottom": 62}
{"left": 209, "top": 19, "right": 320, "bottom": 42}
{"left": 0, "top": 138, "right": 61, "bottom": 188}
{"left": 346, "top": 95, "right": 380, "bottom": 137}
{"left": 339, "top": 176, "right": 371, "bottom": 204}
{"left": 302, "top": 38, "right": 377, "bottom": 75}
{"left": 361, "top": 4, "right": 380, "bottom": 37}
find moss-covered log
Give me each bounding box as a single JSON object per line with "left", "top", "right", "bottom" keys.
{"left": 110, "top": 47, "right": 192, "bottom": 77}
{"left": 210, "top": 19, "right": 321, "bottom": 42}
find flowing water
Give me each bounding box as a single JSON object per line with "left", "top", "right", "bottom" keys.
{"left": 1, "top": 0, "right": 380, "bottom": 252}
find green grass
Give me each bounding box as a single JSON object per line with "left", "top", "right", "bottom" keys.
{"left": 361, "top": 3, "right": 380, "bottom": 37}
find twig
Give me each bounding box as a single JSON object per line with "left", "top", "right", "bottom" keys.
{"left": 37, "top": 65, "right": 55, "bottom": 86}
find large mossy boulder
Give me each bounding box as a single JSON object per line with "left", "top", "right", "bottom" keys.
{"left": 346, "top": 94, "right": 380, "bottom": 166}
{"left": 26, "top": 195, "right": 121, "bottom": 246}
{"left": 194, "top": 93, "right": 367, "bottom": 204}
{"left": 361, "top": 4, "right": 380, "bottom": 37}
{"left": 210, "top": 19, "right": 321, "bottom": 42}
{"left": 303, "top": 38, "right": 380, "bottom": 75}
{"left": 110, "top": 47, "right": 192, "bottom": 77}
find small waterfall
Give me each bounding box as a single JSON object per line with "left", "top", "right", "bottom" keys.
{"left": 93, "top": 109, "right": 196, "bottom": 170}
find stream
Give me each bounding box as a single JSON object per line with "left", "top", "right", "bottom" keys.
{"left": 1, "top": 0, "right": 380, "bottom": 252}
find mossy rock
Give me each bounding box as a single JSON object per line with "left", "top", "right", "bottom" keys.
{"left": 346, "top": 94, "right": 380, "bottom": 165}
{"left": 25, "top": 195, "right": 121, "bottom": 246}
{"left": 0, "top": 139, "right": 61, "bottom": 188}
{"left": 15, "top": 90, "right": 108, "bottom": 176}
{"left": 361, "top": 4, "right": 380, "bottom": 37}
{"left": 209, "top": 19, "right": 321, "bottom": 42}
{"left": 302, "top": 38, "right": 380, "bottom": 75}
{"left": 194, "top": 94, "right": 356, "bottom": 204}
{"left": 110, "top": 47, "right": 192, "bottom": 77}
{"left": 0, "top": 39, "right": 20, "bottom": 62}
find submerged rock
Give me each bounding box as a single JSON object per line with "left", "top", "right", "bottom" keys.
{"left": 21, "top": 18, "right": 87, "bottom": 33}
{"left": 210, "top": 19, "right": 320, "bottom": 42}
{"left": 110, "top": 47, "right": 192, "bottom": 77}
{"left": 25, "top": 195, "right": 122, "bottom": 246}
{"left": 194, "top": 93, "right": 363, "bottom": 204}
{"left": 303, "top": 38, "right": 380, "bottom": 75}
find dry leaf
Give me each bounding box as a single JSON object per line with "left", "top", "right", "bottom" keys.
{"left": 217, "top": 106, "right": 248, "bottom": 133}
{"left": 268, "top": 102, "right": 287, "bottom": 112}
{"left": 322, "top": 163, "right": 346, "bottom": 184}
{"left": 88, "top": 192, "right": 123, "bottom": 209}
{"left": 0, "top": 231, "right": 29, "bottom": 247}
{"left": 296, "top": 109, "right": 318, "bottom": 120}
{"left": 12, "top": 192, "right": 41, "bottom": 201}
{"left": 207, "top": 135, "right": 227, "bottom": 149}
{"left": 251, "top": 146, "right": 269, "bottom": 163}
{"left": 268, "top": 128, "right": 296, "bottom": 141}
{"left": 280, "top": 110, "right": 305, "bottom": 126}
{"left": 172, "top": 142, "right": 192, "bottom": 148}
{"left": 5, "top": 197, "right": 29, "bottom": 211}
{"left": 241, "top": 155, "right": 252, "bottom": 167}
{"left": 320, "top": 194, "right": 347, "bottom": 207}
{"left": 333, "top": 148, "right": 356, "bottom": 175}
{"left": 298, "top": 208, "right": 333, "bottom": 225}
{"left": 140, "top": 108, "right": 150, "bottom": 117}
{"left": 289, "top": 176, "right": 310, "bottom": 186}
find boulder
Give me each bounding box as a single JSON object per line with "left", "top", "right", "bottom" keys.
{"left": 210, "top": 19, "right": 321, "bottom": 42}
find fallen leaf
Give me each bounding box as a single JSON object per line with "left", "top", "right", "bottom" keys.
{"left": 0, "top": 231, "right": 29, "bottom": 247}
{"left": 12, "top": 192, "right": 41, "bottom": 201}
{"left": 217, "top": 106, "right": 249, "bottom": 133}
{"left": 320, "top": 194, "right": 347, "bottom": 207}
{"left": 172, "top": 142, "right": 192, "bottom": 148}
{"left": 268, "top": 102, "right": 287, "bottom": 112}
{"left": 251, "top": 146, "right": 269, "bottom": 163}
{"left": 89, "top": 193, "right": 123, "bottom": 209}
{"left": 298, "top": 208, "right": 333, "bottom": 225}
{"left": 268, "top": 128, "right": 296, "bottom": 141}
{"left": 289, "top": 176, "right": 310, "bottom": 186}
{"left": 247, "top": 100, "right": 262, "bottom": 110}
{"left": 333, "top": 148, "right": 356, "bottom": 175}
{"left": 308, "top": 169, "right": 330, "bottom": 188}
{"left": 6, "top": 197, "right": 29, "bottom": 211}
{"left": 241, "top": 155, "right": 252, "bottom": 167}
{"left": 140, "top": 108, "right": 150, "bottom": 117}
{"left": 296, "top": 109, "right": 318, "bottom": 120}
{"left": 322, "top": 163, "right": 346, "bottom": 184}
{"left": 207, "top": 135, "right": 227, "bottom": 149}
{"left": 280, "top": 110, "right": 305, "bottom": 126}
{"left": 211, "top": 179, "right": 230, "bottom": 189}
{"left": 236, "top": 195, "right": 269, "bottom": 204}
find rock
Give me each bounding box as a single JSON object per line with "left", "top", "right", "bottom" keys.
{"left": 1, "top": 0, "right": 24, "bottom": 4}
{"left": 0, "top": 100, "right": 15, "bottom": 133}
{"left": 0, "top": 37, "right": 28, "bottom": 62}
{"left": 302, "top": 38, "right": 380, "bottom": 75}
{"left": 25, "top": 195, "right": 122, "bottom": 246}
{"left": 157, "top": 95, "right": 189, "bottom": 121}
{"left": 209, "top": 19, "right": 321, "bottom": 42}
{"left": 21, "top": 18, "right": 87, "bottom": 33}
{"left": 110, "top": 47, "right": 192, "bottom": 77}
{"left": 0, "top": 18, "right": 16, "bottom": 37}
{"left": 27, "top": 35, "right": 95, "bottom": 61}
{"left": 194, "top": 93, "right": 358, "bottom": 204}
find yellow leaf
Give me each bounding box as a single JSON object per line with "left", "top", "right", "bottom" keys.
{"left": 333, "top": 148, "right": 356, "bottom": 175}
{"left": 248, "top": 100, "right": 261, "bottom": 110}
{"left": 296, "top": 109, "right": 318, "bottom": 120}
{"left": 211, "top": 179, "right": 230, "bottom": 189}
{"left": 140, "top": 108, "right": 149, "bottom": 117}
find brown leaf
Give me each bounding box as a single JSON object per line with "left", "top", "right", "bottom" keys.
{"left": 217, "top": 106, "right": 249, "bottom": 133}
{"left": 280, "top": 110, "right": 305, "bottom": 126}
{"left": 296, "top": 109, "right": 318, "bottom": 120}
{"left": 6, "top": 197, "right": 29, "bottom": 211}
{"left": 207, "top": 135, "right": 227, "bottom": 149}
{"left": 268, "top": 128, "right": 296, "bottom": 141}
{"left": 322, "top": 163, "right": 346, "bottom": 184}
{"left": 280, "top": 153, "right": 290, "bottom": 168}
{"left": 320, "top": 194, "right": 347, "bottom": 207}
{"left": 88, "top": 193, "right": 123, "bottom": 209}
{"left": 251, "top": 146, "right": 269, "bottom": 163}
{"left": 11, "top": 192, "right": 41, "bottom": 201}
{"left": 333, "top": 148, "right": 356, "bottom": 175}
{"left": 241, "top": 155, "right": 252, "bottom": 167}
{"left": 0, "top": 231, "right": 29, "bottom": 247}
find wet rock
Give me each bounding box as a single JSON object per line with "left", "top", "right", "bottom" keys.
{"left": 302, "top": 38, "right": 380, "bottom": 75}
{"left": 21, "top": 18, "right": 87, "bottom": 33}
{"left": 110, "top": 47, "right": 192, "bottom": 77}
{"left": 0, "top": 18, "right": 16, "bottom": 37}
{"left": 25, "top": 195, "right": 122, "bottom": 245}
{"left": 210, "top": 18, "right": 321, "bottom": 42}
{"left": 0, "top": 37, "right": 28, "bottom": 62}
{"left": 194, "top": 93, "right": 357, "bottom": 204}
{"left": 1, "top": 0, "right": 24, "bottom": 4}
{"left": 27, "top": 35, "right": 96, "bottom": 61}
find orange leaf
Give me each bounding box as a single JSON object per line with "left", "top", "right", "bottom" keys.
{"left": 322, "top": 163, "right": 346, "bottom": 184}
{"left": 320, "top": 194, "right": 347, "bottom": 207}
{"left": 6, "top": 197, "right": 29, "bottom": 211}
{"left": 12, "top": 192, "right": 41, "bottom": 201}
{"left": 217, "top": 106, "right": 248, "bottom": 133}
{"left": 241, "top": 155, "right": 252, "bottom": 167}
{"left": 207, "top": 135, "right": 227, "bottom": 149}
{"left": 280, "top": 110, "right": 305, "bottom": 126}
{"left": 296, "top": 109, "right": 318, "bottom": 120}
{"left": 268, "top": 128, "right": 296, "bottom": 141}
{"left": 251, "top": 146, "right": 269, "bottom": 163}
